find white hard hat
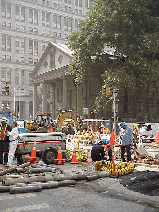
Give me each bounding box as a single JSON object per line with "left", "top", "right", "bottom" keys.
{"left": 1, "top": 117, "right": 6, "bottom": 122}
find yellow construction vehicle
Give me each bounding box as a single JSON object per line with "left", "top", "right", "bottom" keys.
{"left": 56, "top": 110, "right": 78, "bottom": 133}
{"left": 26, "top": 113, "right": 53, "bottom": 133}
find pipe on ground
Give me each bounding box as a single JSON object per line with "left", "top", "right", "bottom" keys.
{"left": 85, "top": 174, "right": 99, "bottom": 181}
{"left": 0, "top": 167, "right": 17, "bottom": 176}
{"left": 3, "top": 171, "right": 110, "bottom": 186}
{"left": 30, "top": 181, "right": 59, "bottom": 189}
{"left": 0, "top": 186, "right": 10, "bottom": 192}
{"left": 58, "top": 180, "right": 76, "bottom": 186}
{"left": 2, "top": 176, "right": 46, "bottom": 186}
{"left": 10, "top": 184, "right": 42, "bottom": 194}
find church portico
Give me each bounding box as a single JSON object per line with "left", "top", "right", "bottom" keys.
{"left": 32, "top": 42, "right": 98, "bottom": 120}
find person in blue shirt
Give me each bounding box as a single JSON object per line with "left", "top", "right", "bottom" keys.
{"left": 119, "top": 122, "right": 133, "bottom": 162}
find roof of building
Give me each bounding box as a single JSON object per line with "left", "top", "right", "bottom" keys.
{"left": 51, "top": 42, "right": 74, "bottom": 57}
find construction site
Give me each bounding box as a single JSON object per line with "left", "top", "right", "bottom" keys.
{"left": 0, "top": 119, "right": 159, "bottom": 211}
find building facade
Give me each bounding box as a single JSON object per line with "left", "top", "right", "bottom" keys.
{"left": 0, "top": 0, "right": 91, "bottom": 119}
{"left": 32, "top": 42, "right": 102, "bottom": 120}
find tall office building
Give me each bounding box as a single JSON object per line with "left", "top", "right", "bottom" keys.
{"left": 0, "top": 0, "right": 91, "bottom": 119}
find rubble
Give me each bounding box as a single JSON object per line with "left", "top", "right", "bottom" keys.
{"left": 0, "top": 161, "right": 110, "bottom": 194}
{"left": 119, "top": 170, "right": 159, "bottom": 196}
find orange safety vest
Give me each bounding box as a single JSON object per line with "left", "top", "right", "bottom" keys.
{"left": 0, "top": 124, "right": 8, "bottom": 140}
{"left": 134, "top": 128, "right": 138, "bottom": 135}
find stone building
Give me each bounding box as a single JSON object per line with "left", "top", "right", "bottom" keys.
{"left": 32, "top": 42, "right": 103, "bottom": 120}
{"left": 0, "top": 0, "right": 91, "bottom": 119}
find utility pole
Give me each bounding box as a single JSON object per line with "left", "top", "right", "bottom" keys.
{"left": 113, "top": 89, "right": 118, "bottom": 135}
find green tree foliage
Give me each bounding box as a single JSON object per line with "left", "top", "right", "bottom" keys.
{"left": 68, "top": 0, "right": 159, "bottom": 88}
{"left": 67, "top": 0, "right": 159, "bottom": 119}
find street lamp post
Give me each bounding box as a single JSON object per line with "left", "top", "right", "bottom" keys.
{"left": 113, "top": 89, "right": 116, "bottom": 135}
{"left": 113, "top": 89, "right": 118, "bottom": 136}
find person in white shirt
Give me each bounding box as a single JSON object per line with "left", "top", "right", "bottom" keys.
{"left": 7, "top": 121, "right": 19, "bottom": 167}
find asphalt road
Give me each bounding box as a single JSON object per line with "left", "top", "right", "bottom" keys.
{"left": 0, "top": 161, "right": 159, "bottom": 212}
{"left": 0, "top": 180, "right": 158, "bottom": 212}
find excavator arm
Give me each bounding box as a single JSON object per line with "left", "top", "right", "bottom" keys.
{"left": 57, "top": 110, "right": 78, "bottom": 131}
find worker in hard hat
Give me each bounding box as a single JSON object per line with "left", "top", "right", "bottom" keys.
{"left": 91, "top": 140, "right": 106, "bottom": 162}
{"left": 101, "top": 134, "right": 112, "bottom": 162}
{"left": 133, "top": 124, "right": 139, "bottom": 148}
{"left": 119, "top": 121, "right": 133, "bottom": 162}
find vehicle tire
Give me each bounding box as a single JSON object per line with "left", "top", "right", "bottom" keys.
{"left": 41, "top": 148, "right": 57, "bottom": 165}
{"left": 36, "top": 127, "right": 47, "bottom": 133}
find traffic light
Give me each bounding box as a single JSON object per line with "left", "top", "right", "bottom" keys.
{"left": 106, "top": 87, "right": 111, "bottom": 97}
{"left": 5, "top": 84, "right": 9, "bottom": 96}
{"left": 90, "top": 107, "right": 97, "bottom": 114}
{"left": 102, "top": 85, "right": 106, "bottom": 95}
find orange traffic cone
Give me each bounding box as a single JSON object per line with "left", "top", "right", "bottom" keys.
{"left": 70, "top": 147, "right": 78, "bottom": 164}
{"left": 86, "top": 149, "right": 92, "bottom": 164}
{"left": 54, "top": 147, "right": 65, "bottom": 165}
{"left": 49, "top": 125, "right": 53, "bottom": 132}
{"left": 86, "top": 149, "right": 94, "bottom": 172}
{"left": 28, "top": 140, "right": 37, "bottom": 164}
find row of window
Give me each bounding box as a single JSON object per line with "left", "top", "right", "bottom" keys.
{"left": 2, "top": 17, "right": 81, "bottom": 33}
{"left": 1, "top": 67, "right": 11, "bottom": 83}
{"left": 1, "top": 2, "right": 86, "bottom": 23}
{"left": 1, "top": 67, "right": 32, "bottom": 86}
{"left": 2, "top": 33, "right": 80, "bottom": 55}
{"left": 0, "top": 67, "right": 33, "bottom": 96}
{"left": 1, "top": 54, "right": 39, "bottom": 64}
{"left": 22, "top": 0, "right": 90, "bottom": 8}
{"left": 65, "top": 0, "right": 91, "bottom": 7}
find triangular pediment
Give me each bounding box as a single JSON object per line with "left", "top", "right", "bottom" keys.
{"left": 32, "top": 42, "right": 73, "bottom": 77}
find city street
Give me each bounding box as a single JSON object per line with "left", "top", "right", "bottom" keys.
{"left": 0, "top": 181, "right": 158, "bottom": 212}
{"left": 0, "top": 162, "right": 159, "bottom": 212}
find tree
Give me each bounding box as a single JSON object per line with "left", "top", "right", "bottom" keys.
{"left": 68, "top": 0, "right": 159, "bottom": 121}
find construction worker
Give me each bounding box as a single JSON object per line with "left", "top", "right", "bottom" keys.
{"left": 100, "top": 122, "right": 105, "bottom": 134}
{"left": 0, "top": 117, "right": 12, "bottom": 165}
{"left": 7, "top": 121, "right": 19, "bottom": 168}
{"left": 133, "top": 124, "right": 139, "bottom": 148}
{"left": 101, "top": 134, "right": 112, "bottom": 162}
{"left": 91, "top": 140, "right": 106, "bottom": 162}
{"left": 119, "top": 121, "right": 133, "bottom": 162}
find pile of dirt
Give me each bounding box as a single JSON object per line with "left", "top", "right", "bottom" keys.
{"left": 119, "top": 170, "right": 159, "bottom": 196}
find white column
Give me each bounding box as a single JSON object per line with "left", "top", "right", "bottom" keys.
{"left": 63, "top": 76, "right": 68, "bottom": 110}
{"left": 25, "top": 101, "right": 29, "bottom": 120}
{"left": 52, "top": 83, "right": 55, "bottom": 119}
{"left": 33, "top": 83, "right": 38, "bottom": 119}
{"left": 15, "top": 102, "right": 18, "bottom": 118}
{"left": 25, "top": 38, "right": 29, "bottom": 62}
{"left": 10, "top": 68, "right": 15, "bottom": 95}
{"left": 24, "top": 70, "right": 29, "bottom": 95}
{"left": 77, "top": 84, "right": 83, "bottom": 117}
{"left": 9, "top": 101, "right": 14, "bottom": 115}
{"left": 0, "top": 67, "right": 2, "bottom": 95}
{"left": 50, "top": 13, "right": 53, "bottom": 36}
{"left": 42, "top": 80, "right": 47, "bottom": 113}
{"left": 72, "top": 86, "right": 77, "bottom": 111}
{"left": 11, "top": 37, "right": 15, "bottom": 62}
{"left": 0, "top": 101, "right": 2, "bottom": 110}
{"left": 11, "top": 2, "right": 15, "bottom": 29}
{"left": 25, "top": 7, "right": 29, "bottom": 31}
{"left": 38, "top": 10, "right": 42, "bottom": 27}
